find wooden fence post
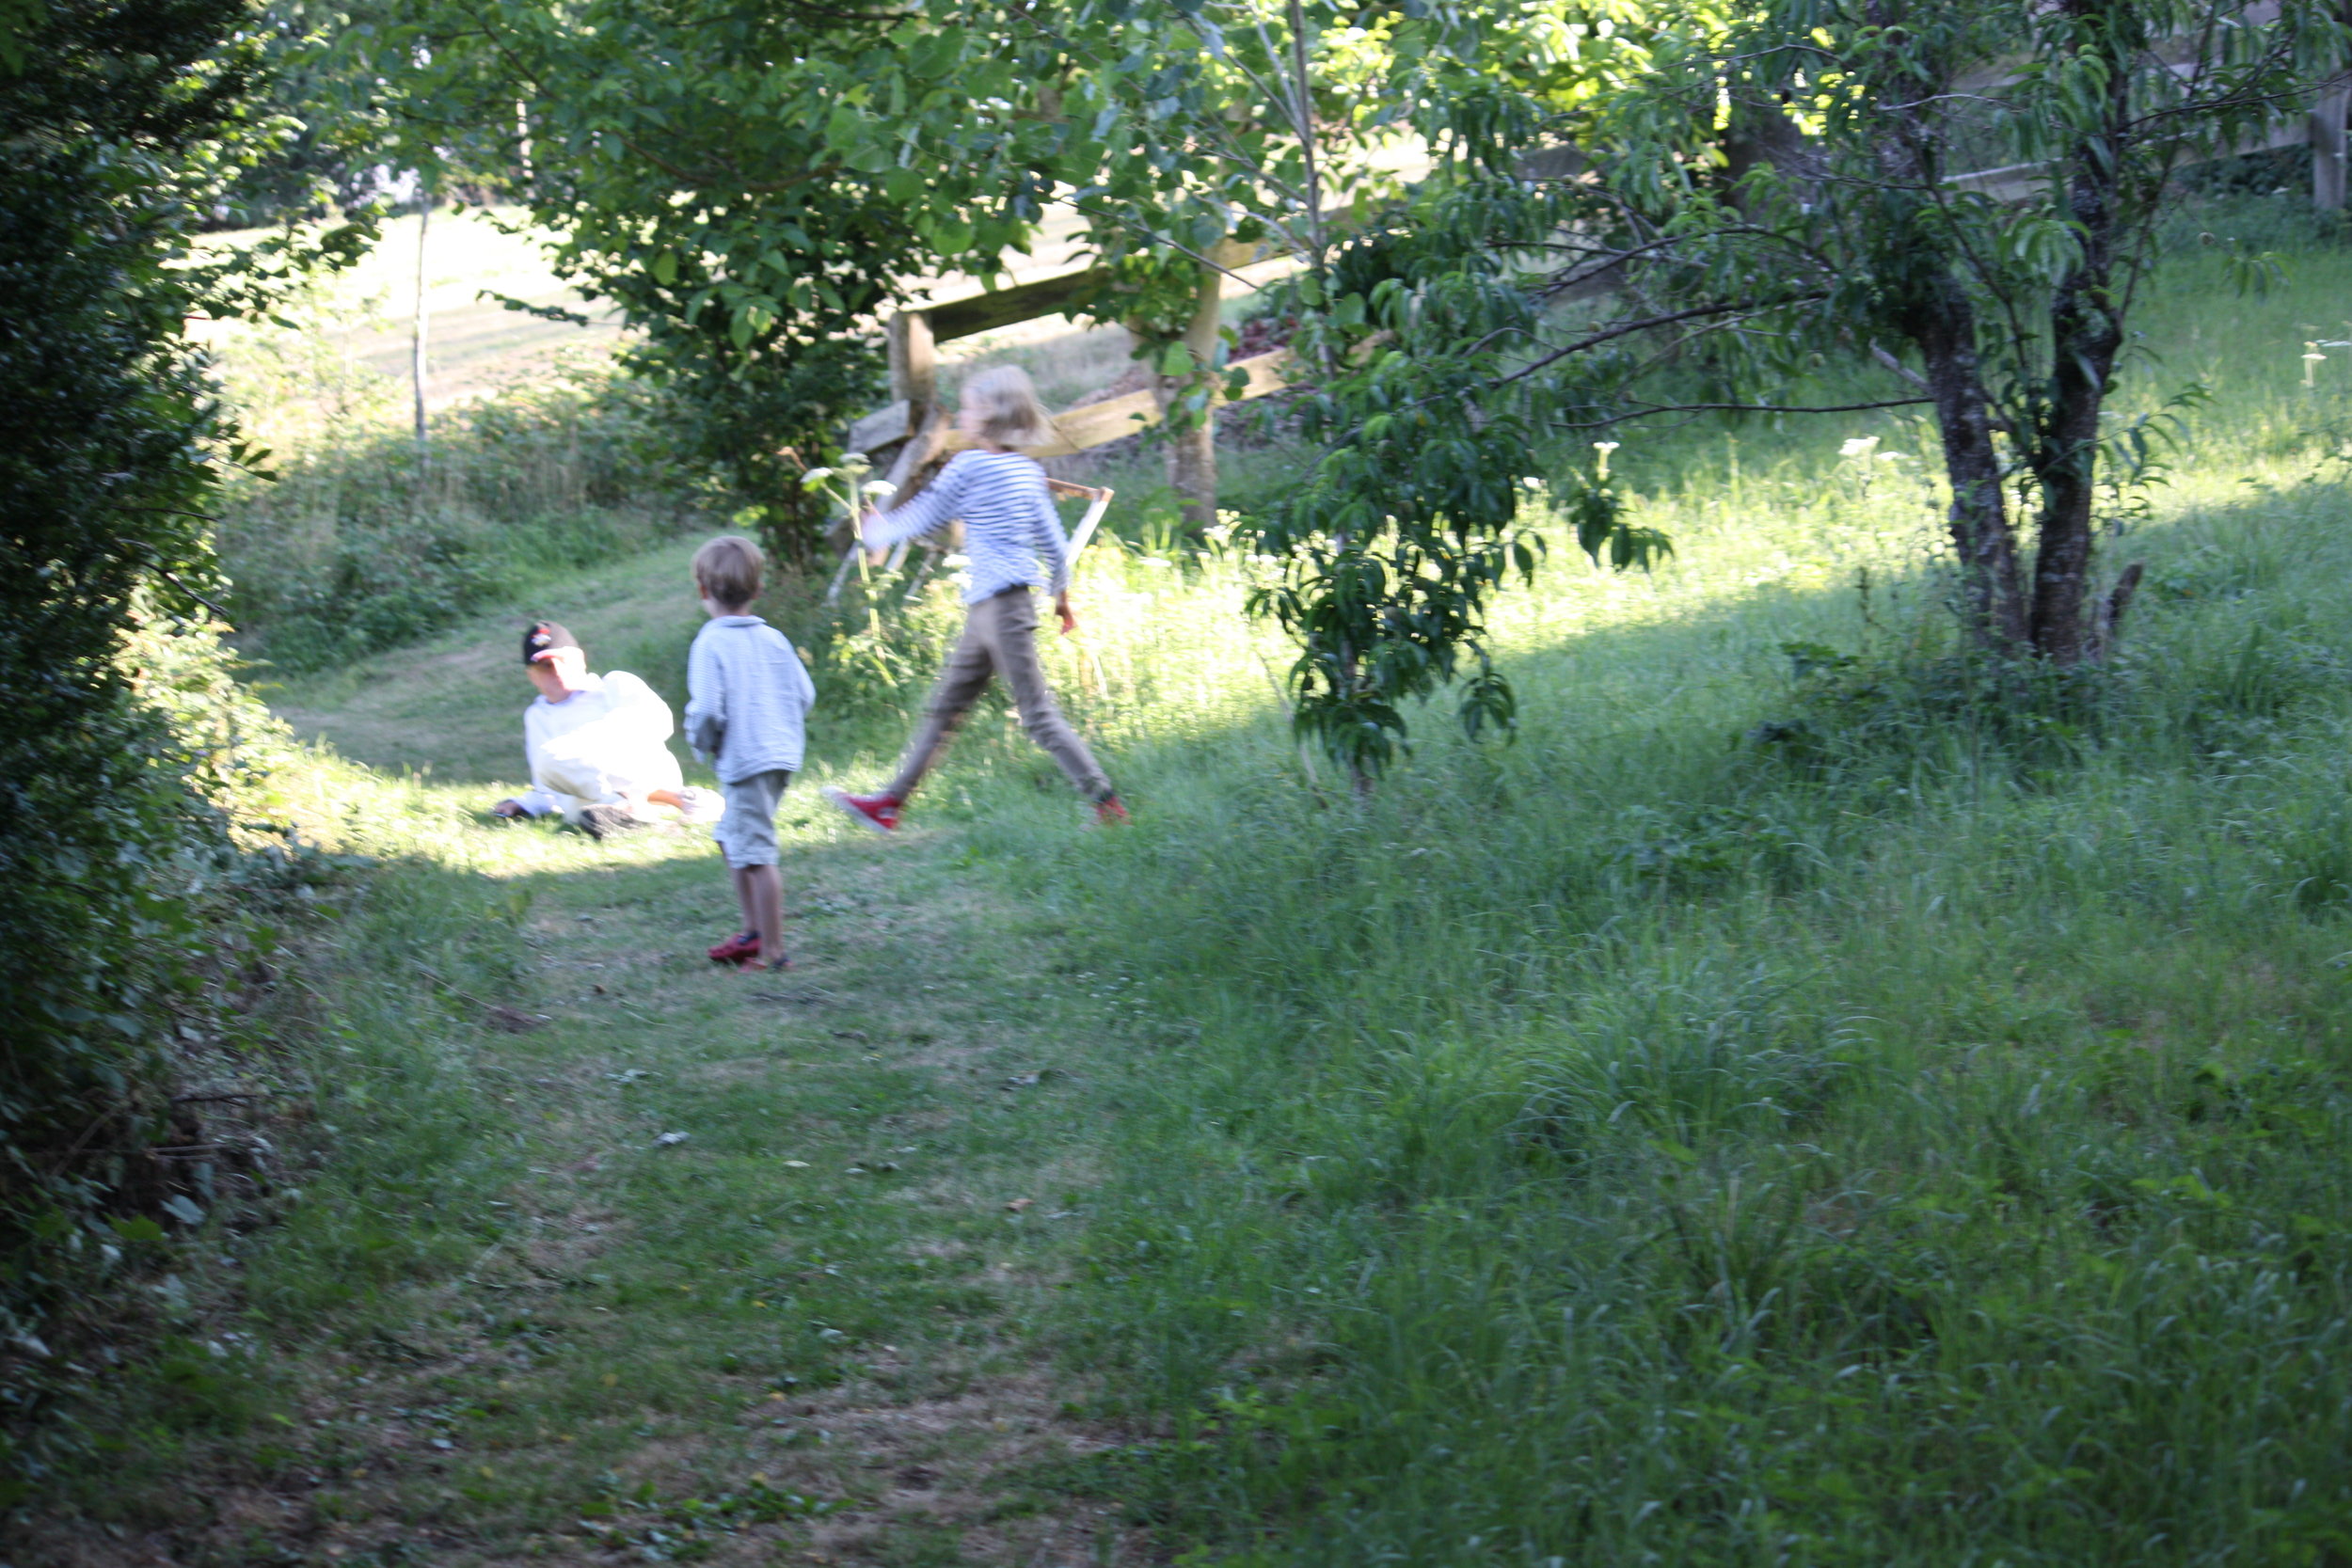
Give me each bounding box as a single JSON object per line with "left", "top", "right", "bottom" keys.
{"left": 888, "top": 309, "right": 936, "bottom": 420}
{"left": 876, "top": 310, "right": 949, "bottom": 546}
{"left": 841, "top": 238, "right": 1286, "bottom": 534}
{"left": 2316, "top": 86, "right": 2349, "bottom": 212}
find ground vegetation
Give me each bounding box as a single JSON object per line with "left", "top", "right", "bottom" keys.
{"left": 1230, "top": 0, "right": 2350, "bottom": 775}
{"left": 0, "top": 0, "right": 380, "bottom": 1495}
{"left": 14, "top": 194, "right": 2352, "bottom": 1567}
{"left": 14, "top": 0, "right": 2352, "bottom": 1555}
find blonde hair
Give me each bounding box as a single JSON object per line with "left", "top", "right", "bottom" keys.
{"left": 693, "top": 534, "right": 764, "bottom": 610}
{"left": 960, "top": 366, "right": 1057, "bottom": 449}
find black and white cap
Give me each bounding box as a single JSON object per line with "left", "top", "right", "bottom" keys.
{"left": 522, "top": 620, "right": 580, "bottom": 666}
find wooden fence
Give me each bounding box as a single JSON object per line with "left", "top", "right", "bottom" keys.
{"left": 842, "top": 233, "right": 1295, "bottom": 502}
{"left": 834, "top": 80, "right": 2350, "bottom": 558}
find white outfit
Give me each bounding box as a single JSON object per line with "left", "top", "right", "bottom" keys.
{"left": 513, "top": 671, "right": 687, "bottom": 823}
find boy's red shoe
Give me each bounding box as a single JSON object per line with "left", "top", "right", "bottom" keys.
{"left": 708, "top": 930, "right": 759, "bottom": 965}
{"left": 822, "top": 786, "right": 901, "bottom": 833}
{"left": 1095, "top": 794, "right": 1131, "bottom": 826}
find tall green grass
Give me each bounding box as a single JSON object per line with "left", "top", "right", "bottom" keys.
{"left": 922, "top": 214, "right": 2352, "bottom": 1562}
{"left": 216, "top": 357, "right": 704, "bottom": 675}
{"left": 6, "top": 656, "right": 537, "bottom": 1506}
{"left": 174, "top": 189, "right": 2352, "bottom": 1561}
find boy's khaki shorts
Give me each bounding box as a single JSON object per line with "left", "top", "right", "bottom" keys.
{"left": 713, "top": 768, "right": 791, "bottom": 868}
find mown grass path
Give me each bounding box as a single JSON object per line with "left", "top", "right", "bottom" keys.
{"left": 349, "top": 831, "right": 1122, "bottom": 1566}
{"left": 7, "top": 527, "right": 1198, "bottom": 1568}
{"left": 59, "top": 651, "right": 1152, "bottom": 1566}
{"left": 338, "top": 822, "right": 1138, "bottom": 1567}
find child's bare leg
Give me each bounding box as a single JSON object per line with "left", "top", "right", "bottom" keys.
{"left": 732, "top": 863, "right": 759, "bottom": 939}
{"left": 735, "top": 863, "right": 785, "bottom": 967}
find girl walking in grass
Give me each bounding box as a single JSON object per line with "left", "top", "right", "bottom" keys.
{"left": 823, "top": 366, "right": 1127, "bottom": 832}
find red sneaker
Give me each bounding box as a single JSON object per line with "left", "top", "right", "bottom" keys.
{"left": 708, "top": 930, "right": 759, "bottom": 965}
{"left": 822, "top": 786, "right": 901, "bottom": 833}
{"left": 1094, "top": 794, "right": 1131, "bottom": 826}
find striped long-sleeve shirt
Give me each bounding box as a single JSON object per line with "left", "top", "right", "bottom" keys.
{"left": 863, "top": 449, "right": 1070, "bottom": 605}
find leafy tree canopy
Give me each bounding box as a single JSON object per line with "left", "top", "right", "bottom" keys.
{"left": 1232, "top": 0, "right": 2348, "bottom": 773}
{"left": 369, "top": 0, "right": 1121, "bottom": 555}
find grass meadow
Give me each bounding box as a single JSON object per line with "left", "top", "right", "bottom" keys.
{"left": 930, "top": 223, "right": 2352, "bottom": 1563}
{"left": 45, "top": 198, "right": 2352, "bottom": 1562}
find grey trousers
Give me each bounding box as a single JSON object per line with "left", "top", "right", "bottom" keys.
{"left": 886, "top": 588, "right": 1111, "bottom": 801}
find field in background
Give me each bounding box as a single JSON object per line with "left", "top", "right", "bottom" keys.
{"left": 200, "top": 185, "right": 2346, "bottom": 694}
{"left": 194, "top": 201, "right": 1295, "bottom": 439}
{"left": 197, "top": 200, "right": 1306, "bottom": 682}
{"left": 194, "top": 208, "right": 626, "bottom": 436}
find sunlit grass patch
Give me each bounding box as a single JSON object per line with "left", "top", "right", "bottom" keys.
{"left": 921, "top": 235, "right": 2352, "bottom": 1563}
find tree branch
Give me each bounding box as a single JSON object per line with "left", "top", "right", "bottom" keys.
{"left": 1553, "top": 396, "right": 1933, "bottom": 431}
{"left": 1498, "top": 296, "right": 1828, "bottom": 387}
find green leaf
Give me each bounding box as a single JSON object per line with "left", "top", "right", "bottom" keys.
{"left": 823, "top": 103, "right": 865, "bottom": 151}
{"left": 0, "top": 0, "right": 45, "bottom": 73}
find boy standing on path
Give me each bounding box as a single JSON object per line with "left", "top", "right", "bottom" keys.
{"left": 823, "top": 366, "right": 1126, "bottom": 832}
{"left": 685, "top": 537, "right": 817, "bottom": 972}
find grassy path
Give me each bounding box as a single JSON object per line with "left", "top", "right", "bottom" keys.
{"left": 53, "top": 560, "right": 1155, "bottom": 1565}
{"left": 202, "top": 832, "right": 1139, "bottom": 1567}
{"left": 308, "top": 825, "right": 1135, "bottom": 1566}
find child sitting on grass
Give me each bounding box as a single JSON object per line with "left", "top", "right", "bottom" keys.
{"left": 684, "top": 536, "right": 818, "bottom": 972}
{"left": 823, "top": 365, "right": 1126, "bottom": 832}
{"left": 492, "top": 620, "right": 723, "bottom": 840}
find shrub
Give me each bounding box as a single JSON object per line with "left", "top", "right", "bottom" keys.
{"left": 218, "top": 363, "right": 705, "bottom": 673}
{"left": 0, "top": 0, "right": 339, "bottom": 1483}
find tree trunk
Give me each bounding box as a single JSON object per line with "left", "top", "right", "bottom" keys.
{"left": 1723, "top": 99, "right": 1820, "bottom": 212}
{"left": 2027, "top": 6, "right": 2129, "bottom": 665}
{"left": 410, "top": 192, "right": 431, "bottom": 451}
{"left": 1868, "top": 38, "right": 2027, "bottom": 653}
{"left": 1914, "top": 277, "right": 2028, "bottom": 653}
{"left": 1138, "top": 265, "right": 1224, "bottom": 538}
{"left": 1168, "top": 265, "right": 1221, "bottom": 536}
{"left": 2316, "top": 85, "right": 2350, "bottom": 212}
